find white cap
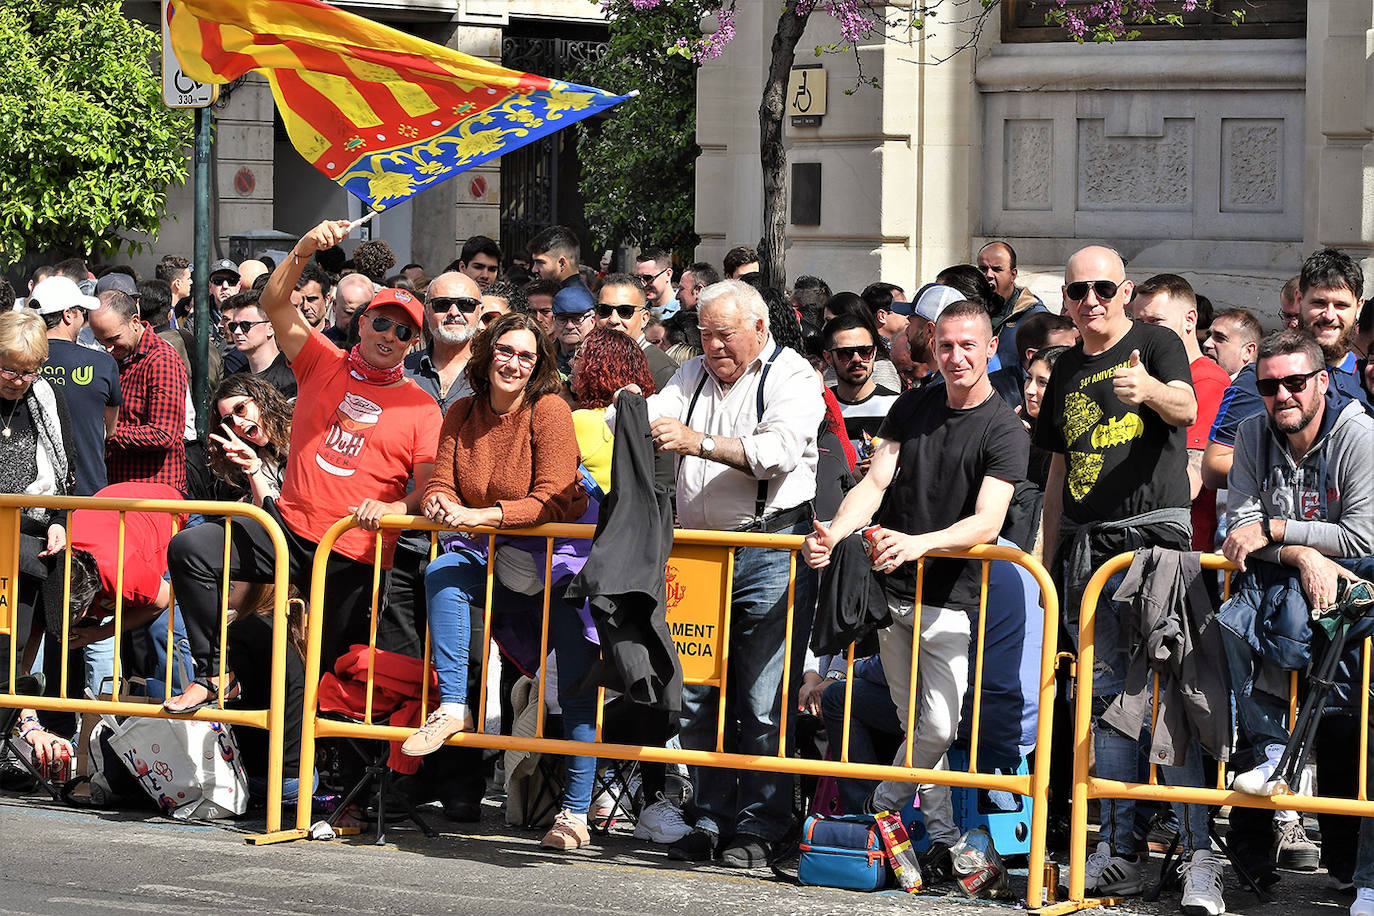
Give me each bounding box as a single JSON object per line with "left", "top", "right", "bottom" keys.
{"left": 913, "top": 284, "right": 965, "bottom": 322}
{"left": 18, "top": 276, "right": 101, "bottom": 315}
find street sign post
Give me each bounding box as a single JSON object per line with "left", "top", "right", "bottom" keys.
{"left": 161, "top": 0, "right": 217, "bottom": 109}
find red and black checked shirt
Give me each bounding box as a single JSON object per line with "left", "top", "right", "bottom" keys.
{"left": 106, "top": 321, "right": 188, "bottom": 493}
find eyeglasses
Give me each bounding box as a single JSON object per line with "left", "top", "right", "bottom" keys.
{"left": 226, "top": 319, "right": 271, "bottom": 334}
{"left": 429, "top": 296, "right": 480, "bottom": 314}
{"left": 636, "top": 268, "right": 668, "bottom": 285}
{"left": 478, "top": 311, "right": 503, "bottom": 326}
{"left": 369, "top": 315, "right": 418, "bottom": 342}
{"left": 492, "top": 342, "right": 538, "bottom": 369}
{"left": 1065, "top": 279, "right": 1121, "bottom": 302}
{"left": 209, "top": 276, "right": 238, "bottom": 287}
{"left": 1256, "top": 367, "right": 1323, "bottom": 397}
{"left": 554, "top": 310, "right": 594, "bottom": 324}
{"left": 595, "top": 303, "right": 647, "bottom": 320}
{"left": 0, "top": 365, "right": 43, "bottom": 383}
{"left": 827, "top": 344, "right": 876, "bottom": 362}
{"left": 219, "top": 399, "right": 254, "bottom": 427}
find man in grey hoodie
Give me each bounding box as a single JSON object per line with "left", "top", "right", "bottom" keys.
{"left": 1221, "top": 328, "right": 1374, "bottom": 916}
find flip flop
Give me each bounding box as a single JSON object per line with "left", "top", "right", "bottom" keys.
{"left": 162, "top": 676, "right": 240, "bottom": 715}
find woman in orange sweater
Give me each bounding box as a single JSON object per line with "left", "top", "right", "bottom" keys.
{"left": 401, "top": 312, "right": 585, "bottom": 758}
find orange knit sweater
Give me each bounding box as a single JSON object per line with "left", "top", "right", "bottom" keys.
{"left": 425, "top": 392, "right": 587, "bottom": 528}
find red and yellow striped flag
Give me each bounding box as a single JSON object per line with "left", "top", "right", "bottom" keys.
{"left": 166, "top": 0, "right": 632, "bottom": 210}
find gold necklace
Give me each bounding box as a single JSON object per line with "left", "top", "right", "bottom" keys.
{"left": 0, "top": 397, "right": 17, "bottom": 439}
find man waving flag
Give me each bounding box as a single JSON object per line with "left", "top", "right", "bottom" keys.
{"left": 167, "top": 0, "right": 633, "bottom": 211}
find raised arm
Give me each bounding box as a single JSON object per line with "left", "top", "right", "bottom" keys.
{"left": 262, "top": 219, "right": 356, "bottom": 362}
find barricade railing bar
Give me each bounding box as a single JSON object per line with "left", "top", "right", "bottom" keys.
{"left": 1065, "top": 551, "right": 1374, "bottom": 911}
{"left": 0, "top": 494, "right": 295, "bottom": 841}
{"left": 295, "top": 514, "right": 1060, "bottom": 907}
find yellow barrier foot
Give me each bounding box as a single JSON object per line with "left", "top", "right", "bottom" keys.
{"left": 245, "top": 828, "right": 309, "bottom": 846}
{"left": 1030, "top": 898, "right": 1121, "bottom": 916}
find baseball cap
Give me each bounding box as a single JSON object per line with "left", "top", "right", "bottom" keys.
{"left": 95, "top": 273, "right": 139, "bottom": 298}
{"left": 364, "top": 287, "right": 423, "bottom": 330}
{"left": 208, "top": 258, "right": 240, "bottom": 280}
{"left": 552, "top": 285, "right": 595, "bottom": 317}
{"left": 20, "top": 276, "right": 101, "bottom": 315}
{"left": 913, "top": 284, "right": 965, "bottom": 323}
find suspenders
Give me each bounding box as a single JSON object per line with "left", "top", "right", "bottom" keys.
{"left": 685, "top": 344, "right": 783, "bottom": 521}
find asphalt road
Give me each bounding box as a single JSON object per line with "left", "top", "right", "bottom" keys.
{"left": 0, "top": 791, "right": 1359, "bottom": 915}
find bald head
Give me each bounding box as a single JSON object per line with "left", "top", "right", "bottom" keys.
{"left": 333, "top": 273, "right": 374, "bottom": 328}
{"left": 238, "top": 260, "right": 268, "bottom": 289}
{"left": 428, "top": 270, "right": 480, "bottom": 301}
{"left": 1063, "top": 245, "right": 1133, "bottom": 346}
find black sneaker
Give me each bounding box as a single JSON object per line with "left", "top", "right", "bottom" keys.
{"left": 721, "top": 833, "right": 774, "bottom": 869}
{"left": 920, "top": 841, "right": 954, "bottom": 884}
{"left": 668, "top": 827, "right": 718, "bottom": 862}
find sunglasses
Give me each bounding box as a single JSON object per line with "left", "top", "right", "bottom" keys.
{"left": 429, "top": 296, "right": 480, "bottom": 314}
{"left": 827, "top": 344, "right": 876, "bottom": 362}
{"left": 0, "top": 365, "right": 43, "bottom": 383}
{"left": 1256, "top": 367, "right": 1322, "bottom": 398}
{"left": 636, "top": 267, "right": 668, "bottom": 284}
{"left": 209, "top": 276, "right": 238, "bottom": 287}
{"left": 596, "top": 303, "right": 646, "bottom": 320}
{"left": 492, "top": 342, "right": 538, "bottom": 369}
{"left": 370, "top": 315, "right": 417, "bottom": 342}
{"left": 219, "top": 399, "right": 254, "bottom": 427}
{"left": 478, "top": 311, "right": 503, "bottom": 326}
{"left": 226, "top": 319, "right": 271, "bottom": 334}
{"left": 1065, "top": 279, "right": 1121, "bottom": 302}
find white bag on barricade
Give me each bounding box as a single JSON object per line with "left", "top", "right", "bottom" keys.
{"left": 102, "top": 713, "right": 249, "bottom": 820}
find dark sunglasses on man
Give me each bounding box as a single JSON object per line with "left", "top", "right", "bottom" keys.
{"left": 370, "top": 315, "right": 417, "bottom": 342}
{"left": 225, "top": 319, "right": 270, "bottom": 334}
{"left": 595, "top": 303, "right": 646, "bottom": 320}
{"left": 429, "top": 296, "right": 480, "bottom": 314}
{"left": 1255, "top": 367, "right": 1323, "bottom": 398}
{"left": 827, "top": 344, "right": 876, "bottom": 362}
{"left": 1065, "top": 279, "right": 1120, "bottom": 302}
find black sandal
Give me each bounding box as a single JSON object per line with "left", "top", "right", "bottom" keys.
{"left": 162, "top": 676, "right": 240, "bottom": 715}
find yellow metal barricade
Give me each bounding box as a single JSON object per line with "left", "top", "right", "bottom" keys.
{"left": 1061, "top": 551, "right": 1374, "bottom": 913}
{"left": 0, "top": 494, "right": 296, "bottom": 842}
{"left": 295, "top": 515, "right": 1060, "bottom": 905}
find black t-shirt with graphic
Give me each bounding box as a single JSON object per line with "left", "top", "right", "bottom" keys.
{"left": 1032, "top": 321, "right": 1192, "bottom": 525}
{"left": 875, "top": 384, "right": 1028, "bottom": 609}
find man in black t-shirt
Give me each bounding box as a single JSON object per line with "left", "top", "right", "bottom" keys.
{"left": 805, "top": 300, "right": 1027, "bottom": 878}
{"left": 1034, "top": 245, "right": 1224, "bottom": 905}
{"left": 823, "top": 314, "right": 899, "bottom": 470}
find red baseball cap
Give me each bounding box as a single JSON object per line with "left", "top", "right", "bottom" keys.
{"left": 364, "top": 287, "right": 424, "bottom": 331}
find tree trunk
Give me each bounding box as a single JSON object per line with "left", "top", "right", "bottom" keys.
{"left": 757, "top": 5, "right": 810, "bottom": 293}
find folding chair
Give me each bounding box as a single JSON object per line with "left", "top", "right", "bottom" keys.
{"left": 319, "top": 712, "right": 436, "bottom": 845}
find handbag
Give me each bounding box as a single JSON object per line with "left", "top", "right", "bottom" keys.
{"left": 797, "top": 813, "right": 890, "bottom": 891}
{"left": 101, "top": 712, "right": 249, "bottom": 820}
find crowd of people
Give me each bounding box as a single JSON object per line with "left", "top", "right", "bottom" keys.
{"left": 2, "top": 222, "right": 1373, "bottom": 916}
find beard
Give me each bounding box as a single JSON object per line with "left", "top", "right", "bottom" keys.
{"left": 1273, "top": 396, "right": 1323, "bottom": 435}
{"left": 1311, "top": 319, "right": 1355, "bottom": 366}
{"left": 432, "top": 320, "right": 473, "bottom": 346}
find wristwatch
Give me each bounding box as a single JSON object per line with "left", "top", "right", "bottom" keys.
{"left": 699, "top": 435, "right": 716, "bottom": 458}
{"left": 826, "top": 670, "right": 847, "bottom": 682}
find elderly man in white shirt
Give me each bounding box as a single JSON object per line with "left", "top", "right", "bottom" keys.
{"left": 641, "top": 279, "right": 824, "bottom": 867}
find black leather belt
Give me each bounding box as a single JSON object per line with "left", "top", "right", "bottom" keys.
{"left": 734, "top": 502, "right": 814, "bottom": 534}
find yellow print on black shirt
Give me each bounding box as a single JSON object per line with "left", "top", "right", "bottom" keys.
{"left": 1063, "top": 382, "right": 1146, "bottom": 502}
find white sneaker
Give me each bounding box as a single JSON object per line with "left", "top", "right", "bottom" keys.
{"left": 1181, "top": 849, "right": 1226, "bottom": 916}
{"left": 1084, "top": 840, "right": 1144, "bottom": 896}
{"left": 1351, "top": 887, "right": 1374, "bottom": 916}
{"left": 634, "top": 793, "right": 691, "bottom": 844}
{"left": 1233, "top": 743, "right": 1288, "bottom": 796}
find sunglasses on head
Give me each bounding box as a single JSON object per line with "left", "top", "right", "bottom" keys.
{"left": 429, "top": 296, "right": 480, "bottom": 314}
{"left": 1256, "top": 367, "right": 1322, "bottom": 397}
{"left": 595, "top": 303, "right": 646, "bottom": 320}
{"left": 226, "top": 319, "right": 270, "bottom": 334}
{"left": 827, "top": 344, "right": 876, "bottom": 362}
{"left": 370, "top": 314, "right": 417, "bottom": 342}
{"left": 1065, "top": 279, "right": 1121, "bottom": 302}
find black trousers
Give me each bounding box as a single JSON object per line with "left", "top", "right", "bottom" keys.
{"left": 167, "top": 501, "right": 376, "bottom": 680}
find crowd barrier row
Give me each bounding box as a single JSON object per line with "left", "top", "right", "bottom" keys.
{"left": 6, "top": 496, "right": 1370, "bottom": 912}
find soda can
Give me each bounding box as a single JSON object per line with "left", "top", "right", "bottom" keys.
{"left": 950, "top": 827, "right": 1011, "bottom": 900}
{"left": 860, "top": 525, "right": 882, "bottom": 568}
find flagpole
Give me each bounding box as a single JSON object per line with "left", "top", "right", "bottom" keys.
{"left": 348, "top": 210, "right": 377, "bottom": 231}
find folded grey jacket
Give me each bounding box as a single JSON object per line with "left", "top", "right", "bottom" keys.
{"left": 1100, "top": 547, "right": 1233, "bottom": 767}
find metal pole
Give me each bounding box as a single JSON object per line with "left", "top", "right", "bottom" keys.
{"left": 192, "top": 105, "right": 212, "bottom": 442}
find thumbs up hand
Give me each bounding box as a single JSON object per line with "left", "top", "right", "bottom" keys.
{"left": 803, "top": 519, "right": 837, "bottom": 570}
{"left": 1112, "top": 348, "right": 1157, "bottom": 407}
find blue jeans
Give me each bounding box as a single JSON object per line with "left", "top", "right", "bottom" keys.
{"left": 820, "top": 674, "right": 901, "bottom": 813}
{"left": 1081, "top": 572, "right": 1210, "bottom": 855}
{"left": 1222, "top": 624, "right": 1291, "bottom": 751}
{"left": 550, "top": 598, "right": 600, "bottom": 815}
{"left": 425, "top": 549, "right": 481, "bottom": 705}
{"left": 679, "top": 527, "right": 810, "bottom": 843}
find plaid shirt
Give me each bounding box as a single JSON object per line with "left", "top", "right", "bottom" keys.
{"left": 106, "top": 320, "right": 188, "bottom": 493}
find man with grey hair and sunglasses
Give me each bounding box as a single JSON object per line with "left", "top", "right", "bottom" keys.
{"left": 633, "top": 278, "right": 823, "bottom": 868}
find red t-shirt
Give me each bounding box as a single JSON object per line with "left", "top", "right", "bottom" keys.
{"left": 1189, "top": 355, "right": 1231, "bottom": 550}
{"left": 277, "top": 329, "right": 441, "bottom": 565}
{"left": 69, "top": 482, "right": 185, "bottom": 611}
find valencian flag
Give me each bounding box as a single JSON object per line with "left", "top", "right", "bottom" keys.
{"left": 166, "top": 0, "right": 633, "bottom": 211}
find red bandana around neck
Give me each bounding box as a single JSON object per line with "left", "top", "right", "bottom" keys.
{"left": 347, "top": 345, "right": 404, "bottom": 386}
